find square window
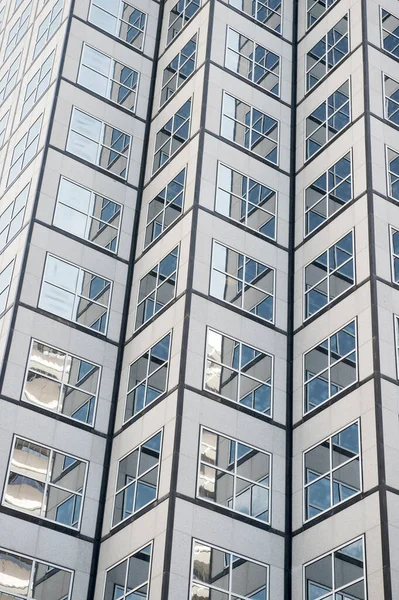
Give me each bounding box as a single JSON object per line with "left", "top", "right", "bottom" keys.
{"left": 39, "top": 254, "right": 112, "bottom": 334}
{"left": 23, "top": 339, "right": 101, "bottom": 425}
{"left": 204, "top": 328, "right": 273, "bottom": 416}
{"left": 198, "top": 428, "right": 271, "bottom": 522}
{"left": 3, "top": 436, "right": 87, "bottom": 529}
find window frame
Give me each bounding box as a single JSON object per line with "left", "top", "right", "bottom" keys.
{"left": 197, "top": 425, "right": 272, "bottom": 524}
{"left": 303, "top": 318, "right": 358, "bottom": 415}
{"left": 394, "top": 314, "right": 399, "bottom": 379}
{"left": 227, "top": 0, "right": 282, "bottom": 35}
{"left": 210, "top": 239, "right": 276, "bottom": 324}
{"left": 144, "top": 167, "right": 186, "bottom": 249}
{"left": 39, "top": 253, "right": 113, "bottom": 335}
{"left": 390, "top": 224, "right": 399, "bottom": 285}
{"left": 386, "top": 144, "right": 399, "bottom": 201}
{"left": 22, "top": 337, "right": 102, "bottom": 426}
{"left": 302, "top": 535, "right": 366, "bottom": 600}
{"left": 77, "top": 43, "right": 140, "bottom": 113}
{"left": 0, "top": 547, "right": 74, "bottom": 600}
{"left": 306, "top": 0, "right": 339, "bottom": 31}
{"left": 7, "top": 114, "right": 43, "bottom": 187}
{"left": 0, "top": 54, "right": 21, "bottom": 103}
{"left": 0, "top": 183, "right": 29, "bottom": 253}
{"left": 0, "top": 260, "right": 15, "bottom": 316}
{"left": 53, "top": 176, "right": 122, "bottom": 253}
{"left": 381, "top": 72, "right": 399, "bottom": 127}
{"left": 135, "top": 245, "right": 179, "bottom": 330}
{"left": 102, "top": 541, "right": 153, "bottom": 600}
{"left": 89, "top": 0, "right": 147, "bottom": 50}
{"left": 305, "top": 14, "right": 350, "bottom": 92}
{"left": 33, "top": 0, "right": 64, "bottom": 60}
{"left": 124, "top": 331, "right": 172, "bottom": 424}
{"left": 111, "top": 430, "right": 163, "bottom": 529}
{"left": 380, "top": 6, "right": 399, "bottom": 60}
{"left": 215, "top": 162, "right": 277, "bottom": 241}
{"left": 66, "top": 107, "right": 132, "bottom": 180}
{"left": 303, "top": 419, "right": 362, "bottom": 522}
{"left": 3, "top": 434, "right": 88, "bottom": 530}
{"left": 203, "top": 327, "right": 274, "bottom": 418}
{"left": 167, "top": 0, "right": 200, "bottom": 46}
{"left": 221, "top": 91, "right": 280, "bottom": 165}
{"left": 4, "top": 2, "right": 32, "bottom": 60}
{"left": 0, "top": 110, "right": 9, "bottom": 148}
{"left": 303, "top": 229, "right": 355, "bottom": 320}
{"left": 152, "top": 98, "right": 192, "bottom": 174}
{"left": 21, "top": 51, "right": 55, "bottom": 120}
{"left": 304, "top": 149, "right": 353, "bottom": 237}
{"left": 161, "top": 34, "right": 197, "bottom": 107}
{"left": 305, "top": 79, "right": 351, "bottom": 161}
{"left": 225, "top": 26, "right": 281, "bottom": 97}
{"left": 190, "top": 538, "right": 270, "bottom": 600}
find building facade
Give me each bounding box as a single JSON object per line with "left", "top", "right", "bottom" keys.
{"left": 0, "top": 0, "right": 397, "bottom": 598}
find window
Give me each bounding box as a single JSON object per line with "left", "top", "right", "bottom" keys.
{"left": 135, "top": 247, "right": 179, "bottom": 329}
{"left": 34, "top": 0, "right": 64, "bottom": 59}
{"left": 153, "top": 99, "right": 191, "bottom": 172}
{"left": 0, "top": 183, "right": 29, "bottom": 251}
{"left": 304, "top": 231, "right": 355, "bottom": 319}
{"left": 228, "top": 0, "right": 281, "bottom": 33}
{"left": 23, "top": 339, "right": 101, "bottom": 425}
{"left": 387, "top": 147, "right": 399, "bottom": 200}
{"left": 3, "top": 436, "right": 87, "bottom": 528}
{"left": 306, "top": 81, "right": 350, "bottom": 159}
{"left": 161, "top": 36, "right": 196, "bottom": 106}
{"left": 67, "top": 108, "right": 131, "bottom": 179}
{"left": 384, "top": 74, "right": 399, "bottom": 126}
{"left": 22, "top": 52, "right": 54, "bottom": 120}
{"left": 395, "top": 316, "right": 399, "bottom": 377}
{"left": 0, "top": 5, "right": 5, "bottom": 31}
{"left": 112, "top": 431, "right": 162, "bottom": 527}
{"left": 205, "top": 328, "right": 273, "bottom": 416}
{"left": 304, "top": 537, "right": 365, "bottom": 600}
{"left": 78, "top": 44, "right": 139, "bottom": 112}
{"left": 0, "top": 261, "right": 14, "bottom": 315}
{"left": 307, "top": 0, "right": 338, "bottom": 30}
{"left": 167, "top": 0, "right": 200, "bottom": 44}
{"left": 4, "top": 3, "right": 31, "bottom": 59}
{"left": 215, "top": 163, "right": 277, "bottom": 239}
{"left": 210, "top": 241, "right": 275, "bottom": 323}
{"left": 104, "top": 543, "right": 152, "bottom": 600}
{"left": 381, "top": 9, "right": 399, "bottom": 59}
{"left": 39, "top": 254, "right": 112, "bottom": 334}
{"left": 0, "top": 54, "right": 21, "bottom": 103}
{"left": 191, "top": 540, "right": 269, "bottom": 600}
{"left": 125, "top": 333, "right": 171, "bottom": 422}
{"left": 0, "top": 549, "right": 73, "bottom": 599}
{"left": 145, "top": 168, "right": 185, "bottom": 247}
{"left": 89, "top": 0, "right": 146, "bottom": 50}
{"left": 391, "top": 227, "right": 399, "bottom": 283}
{"left": 225, "top": 28, "right": 280, "bottom": 96}
{"left": 304, "top": 320, "right": 357, "bottom": 414}
{"left": 7, "top": 115, "right": 43, "bottom": 187}
{"left": 221, "top": 92, "right": 279, "bottom": 164}
{"left": 305, "top": 152, "right": 352, "bottom": 235}
{"left": 198, "top": 428, "right": 271, "bottom": 522}
{"left": 0, "top": 111, "right": 9, "bottom": 147}
{"left": 306, "top": 16, "right": 349, "bottom": 91}
{"left": 304, "top": 421, "right": 361, "bottom": 520}
{"left": 54, "top": 177, "right": 121, "bottom": 252}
